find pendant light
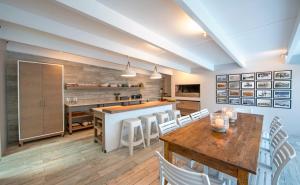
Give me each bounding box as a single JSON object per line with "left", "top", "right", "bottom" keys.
{"left": 121, "top": 56, "right": 136, "bottom": 77}
{"left": 150, "top": 65, "right": 162, "bottom": 79}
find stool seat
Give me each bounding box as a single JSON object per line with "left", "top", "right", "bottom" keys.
{"left": 166, "top": 110, "right": 181, "bottom": 120}
{"left": 120, "top": 118, "right": 145, "bottom": 155}
{"left": 140, "top": 115, "right": 159, "bottom": 146}
{"left": 154, "top": 112, "right": 170, "bottom": 124}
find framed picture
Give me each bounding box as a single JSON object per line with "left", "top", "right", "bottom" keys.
{"left": 229, "top": 98, "right": 241, "bottom": 105}
{"left": 242, "top": 90, "right": 255, "bottom": 97}
{"left": 256, "top": 71, "right": 272, "bottom": 80}
{"left": 242, "top": 98, "right": 256, "bottom": 106}
{"left": 273, "top": 80, "right": 291, "bottom": 89}
{"left": 216, "top": 97, "right": 228, "bottom": 104}
{"left": 273, "top": 99, "right": 291, "bottom": 109}
{"left": 273, "top": 90, "right": 291, "bottom": 99}
{"left": 229, "top": 89, "right": 240, "bottom": 97}
{"left": 228, "top": 74, "right": 241, "bottom": 81}
{"left": 256, "top": 90, "right": 272, "bottom": 98}
{"left": 257, "top": 99, "right": 272, "bottom": 107}
{"left": 216, "top": 82, "right": 227, "bottom": 89}
{"left": 274, "top": 70, "right": 292, "bottom": 80}
{"left": 256, "top": 81, "right": 272, "bottom": 89}
{"left": 241, "top": 81, "right": 255, "bottom": 89}
{"left": 228, "top": 81, "right": 240, "bottom": 89}
{"left": 216, "top": 75, "right": 228, "bottom": 82}
{"left": 216, "top": 89, "right": 228, "bottom": 97}
{"left": 241, "top": 73, "right": 255, "bottom": 81}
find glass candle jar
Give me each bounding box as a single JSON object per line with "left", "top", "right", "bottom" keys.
{"left": 222, "top": 107, "right": 237, "bottom": 123}
{"left": 210, "top": 113, "right": 229, "bottom": 133}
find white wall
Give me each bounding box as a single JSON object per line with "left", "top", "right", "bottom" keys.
{"left": 172, "top": 59, "right": 300, "bottom": 136}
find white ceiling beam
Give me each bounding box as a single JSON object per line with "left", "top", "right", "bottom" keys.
{"left": 55, "top": 0, "right": 214, "bottom": 71}
{"left": 286, "top": 10, "right": 300, "bottom": 64}
{"left": 0, "top": 21, "right": 174, "bottom": 75}
{"left": 175, "top": 0, "right": 246, "bottom": 67}
{"left": 0, "top": 2, "right": 189, "bottom": 73}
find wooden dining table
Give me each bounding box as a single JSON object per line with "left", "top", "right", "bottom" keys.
{"left": 160, "top": 112, "right": 263, "bottom": 185}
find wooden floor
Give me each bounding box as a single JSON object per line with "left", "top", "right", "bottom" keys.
{"left": 0, "top": 130, "right": 299, "bottom": 185}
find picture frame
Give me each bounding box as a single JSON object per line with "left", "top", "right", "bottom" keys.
{"left": 216, "top": 97, "right": 228, "bottom": 104}
{"left": 257, "top": 99, "right": 272, "bottom": 107}
{"left": 242, "top": 98, "right": 256, "bottom": 106}
{"left": 256, "top": 81, "right": 272, "bottom": 89}
{"left": 228, "top": 81, "right": 240, "bottom": 89}
{"left": 242, "top": 89, "right": 255, "bottom": 97}
{"left": 273, "top": 99, "right": 291, "bottom": 109}
{"left": 273, "top": 80, "right": 291, "bottom": 89}
{"left": 256, "top": 71, "right": 272, "bottom": 80}
{"left": 273, "top": 90, "right": 291, "bottom": 99}
{"left": 241, "top": 73, "right": 255, "bottom": 81}
{"left": 229, "top": 98, "right": 241, "bottom": 105}
{"left": 256, "top": 90, "right": 272, "bottom": 98}
{"left": 274, "top": 70, "right": 292, "bottom": 80}
{"left": 228, "top": 74, "right": 241, "bottom": 81}
{"left": 216, "top": 75, "right": 228, "bottom": 82}
{"left": 216, "top": 89, "right": 228, "bottom": 97}
{"left": 241, "top": 81, "right": 255, "bottom": 89}
{"left": 216, "top": 82, "right": 227, "bottom": 89}
{"left": 229, "top": 89, "right": 240, "bottom": 97}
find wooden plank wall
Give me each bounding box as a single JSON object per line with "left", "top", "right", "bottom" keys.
{"left": 5, "top": 51, "right": 165, "bottom": 144}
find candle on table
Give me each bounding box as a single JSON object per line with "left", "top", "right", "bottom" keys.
{"left": 215, "top": 118, "right": 224, "bottom": 129}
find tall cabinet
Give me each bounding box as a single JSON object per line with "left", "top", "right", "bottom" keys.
{"left": 18, "top": 61, "right": 64, "bottom": 145}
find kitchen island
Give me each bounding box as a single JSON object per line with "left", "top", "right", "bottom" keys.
{"left": 93, "top": 101, "right": 176, "bottom": 152}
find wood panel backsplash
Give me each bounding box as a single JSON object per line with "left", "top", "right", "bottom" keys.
{"left": 5, "top": 52, "right": 165, "bottom": 144}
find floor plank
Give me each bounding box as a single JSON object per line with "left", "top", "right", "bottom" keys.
{"left": 0, "top": 130, "right": 299, "bottom": 185}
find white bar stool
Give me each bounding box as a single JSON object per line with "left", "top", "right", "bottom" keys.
{"left": 140, "top": 115, "right": 159, "bottom": 146}
{"left": 166, "top": 110, "right": 181, "bottom": 120}
{"left": 120, "top": 118, "right": 145, "bottom": 155}
{"left": 154, "top": 112, "right": 170, "bottom": 124}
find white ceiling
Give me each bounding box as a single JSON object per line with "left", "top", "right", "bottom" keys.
{"left": 0, "top": 0, "right": 299, "bottom": 74}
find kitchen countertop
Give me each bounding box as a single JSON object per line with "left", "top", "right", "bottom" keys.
{"left": 94, "top": 101, "right": 176, "bottom": 114}
{"left": 65, "top": 99, "right": 144, "bottom": 107}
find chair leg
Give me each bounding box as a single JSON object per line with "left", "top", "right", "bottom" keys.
{"left": 140, "top": 125, "right": 146, "bottom": 148}
{"left": 147, "top": 122, "right": 151, "bottom": 146}
{"left": 119, "top": 122, "right": 125, "bottom": 148}
{"left": 128, "top": 125, "right": 134, "bottom": 156}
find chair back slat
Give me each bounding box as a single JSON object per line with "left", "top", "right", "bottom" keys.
{"left": 200, "top": 108, "right": 209, "bottom": 117}
{"left": 270, "top": 129, "right": 288, "bottom": 155}
{"left": 177, "top": 115, "right": 193, "bottom": 127}
{"left": 158, "top": 120, "right": 179, "bottom": 135}
{"left": 272, "top": 141, "right": 296, "bottom": 185}
{"left": 156, "top": 151, "right": 211, "bottom": 185}
{"left": 190, "top": 111, "right": 202, "bottom": 120}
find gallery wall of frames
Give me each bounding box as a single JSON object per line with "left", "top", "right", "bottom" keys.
{"left": 216, "top": 70, "right": 292, "bottom": 109}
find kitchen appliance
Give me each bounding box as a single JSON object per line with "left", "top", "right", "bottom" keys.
{"left": 175, "top": 84, "right": 200, "bottom": 97}
{"left": 131, "top": 94, "right": 142, "bottom": 99}
{"left": 119, "top": 96, "right": 130, "bottom": 100}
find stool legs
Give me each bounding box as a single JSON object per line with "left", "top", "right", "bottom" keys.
{"left": 129, "top": 125, "right": 135, "bottom": 156}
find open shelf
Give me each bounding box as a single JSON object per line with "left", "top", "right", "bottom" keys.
{"left": 65, "top": 86, "right": 142, "bottom": 90}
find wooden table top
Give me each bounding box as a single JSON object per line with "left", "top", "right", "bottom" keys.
{"left": 97, "top": 101, "right": 176, "bottom": 114}
{"left": 160, "top": 113, "right": 263, "bottom": 174}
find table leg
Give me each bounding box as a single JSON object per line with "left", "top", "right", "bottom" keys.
{"left": 163, "top": 142, "right": 172, "bottom": 185}
{"left": 237, "top": 169, "right": 249, "bottom": 185}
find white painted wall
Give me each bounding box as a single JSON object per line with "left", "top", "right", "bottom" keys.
{"left": 0, "top": 39, "right": 7, "bottom": 157}
{"left": 172, "top": 59, "right": 300, "bottom": 136}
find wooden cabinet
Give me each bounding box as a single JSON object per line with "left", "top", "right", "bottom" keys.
{"left": 18, "top": 61, "right": 64, "bottom": 145}
{"left": 176, "top": 100, "right": 201, "bottom": 116}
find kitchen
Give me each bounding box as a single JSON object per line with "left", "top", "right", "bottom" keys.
{"left": 0, "top": 0, "right": 299, "bottom": 185}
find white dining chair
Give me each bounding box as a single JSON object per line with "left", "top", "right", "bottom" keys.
{"left": 190, "top": 111, "right": 202, "bottom": 120}
{"left": 158, "top": 120, "right": 196, "bottom": 169}
{"left": 249, "top": 141, "right": 296, "bottom": 185}
{"left": 259, "top": 129, "right": 288, "bottom": 167}
{"left": 200, "top": 108, "right": 209, "bottom": 117}
{"left": 262, "top": 118, "right": 282, "bottom": 141}
{"left": 177, "top": 115, "right": 193, "bottom": 127}
{"left": 155, "top": 151, "right": 225, "bottom": 185}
